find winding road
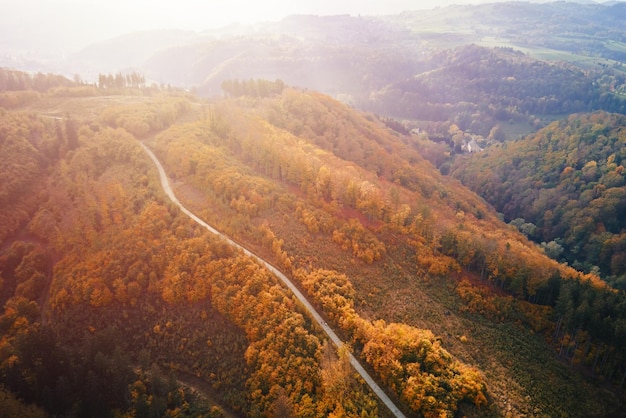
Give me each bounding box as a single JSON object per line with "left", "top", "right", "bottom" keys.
{"left": 140, "top": 143, "right": 406, "bottom": 418}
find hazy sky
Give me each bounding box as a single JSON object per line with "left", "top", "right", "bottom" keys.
{"left": 7, "top": 0, "right": 474, "bottom": 31}
{"left": 2, "top": 0, "right": 483, "bottom": 51}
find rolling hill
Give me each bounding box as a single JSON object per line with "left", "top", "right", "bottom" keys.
{"left": 51, "top": 2, "right": 625, "bottom": 151}
{"left": 1, "top": 73, "right": 624, "bottom": 416}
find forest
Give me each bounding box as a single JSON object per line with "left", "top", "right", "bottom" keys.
{"left": 451, "top": 112, "right": 626, "bottom": 284}
{"left": 1, "top": 68, "right": 625, "bottom": 417}
{"left": 3, "top": 1, "right": 626, "bottom": 416}
{"left": 365, "top": 45, "right": 626, "bottom": 136}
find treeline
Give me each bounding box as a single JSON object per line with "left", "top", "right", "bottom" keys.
{"left": 97, "top": 72, "right": 146, "bottom": 89}
{"left": 1, "top": 69, "right": 154, "bottom": 93}
{"left": 0, "top": 68, "right": 75, "bottom": 92}
{"left": 0, "top": 68, "right": 81, "bottom": 107}
{"left": 0, "top": 69, "right": 163, "bottom": 109}
{"left": 221, "top": 78, "right": 286, "bottom": 98}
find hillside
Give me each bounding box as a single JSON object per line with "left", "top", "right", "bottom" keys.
{"left": 1, "top": 76, "right": 625, "bottom": 416}
{"left": 451, "top": 111, "right": 626, "bottom": 287}
{"left": 363, "top": 44, "right": 625, "bottom": 136}
{"left": 142, "top": 16, "right": 417, "bottom": 100}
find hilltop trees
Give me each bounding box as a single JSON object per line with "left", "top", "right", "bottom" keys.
{"left": 97, "top": 72, "right": 146, "bottom": 89}
{"left": 0, "top": 68, "right": 74, "bottom": 92}
{"left": 221, "top": 78, "right": 286, "bottom": 98}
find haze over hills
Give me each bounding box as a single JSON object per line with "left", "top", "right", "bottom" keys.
{"left": 6, "top": 2, "right": 624, "bottom": 125}
{"left": 19, "top": 1, "right": 618, "bottom": 147}
{"left": 2, "top": 1, "right": 626, "bottom": 417}
{"left": 0, "top": 0, "right": 477, "bottom": 58}
{"left": 3, "top": 1, "right": 626, "bottom": 81}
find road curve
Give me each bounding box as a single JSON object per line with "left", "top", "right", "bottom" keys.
{"left": 140, "top": 143, "right": 406, "bottom": 418}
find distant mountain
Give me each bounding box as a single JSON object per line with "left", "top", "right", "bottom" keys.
{"left": 137, "top": 14, "right": 418, "bottom": 95}
{"left": 134, "top": 3, "right": 626, "bottom": 121}
{"left": 7, "top": 1, "right": 623, "bottom": 119}
{"left": 385, "top": 1, "right": 626, "bottom": 60}
{"left": 69, "top": 30, "right": 204, "bottom": 77}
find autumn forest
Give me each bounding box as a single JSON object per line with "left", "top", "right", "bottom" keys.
{"left": 2, "top": 2, "right": 626, "bottom": 417}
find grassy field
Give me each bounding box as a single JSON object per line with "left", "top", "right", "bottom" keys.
{"left": 499, "top": 114, "right": 570, "bottom": 142}
{"left": 605, "top": 40, "right": 626, "bottom": 54}
{"left": 476, "top": 36, "right": 614, "bottom": 68}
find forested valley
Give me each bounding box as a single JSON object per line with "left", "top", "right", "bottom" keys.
{"left": 0, "top": 65, "right": 625, "bottom": 418}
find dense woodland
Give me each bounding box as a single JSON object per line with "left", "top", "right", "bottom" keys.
{"left": 0, "top": 65, "right": 625, "bottom": 418}
{"left": 452, "top": 112, "right": 626, "bottom": 284}
{"left": 451, "top": 112, "right": 626, "bottom": 387}
{"left": 366, "top": 45, "right": 626, "bottom": 136}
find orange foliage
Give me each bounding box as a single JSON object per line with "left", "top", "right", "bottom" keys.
{"left": 298, "top": 268, "right": 488, "bottom": 415}
{"left": 456, "top": 278, "right": 552, "bottom": 332}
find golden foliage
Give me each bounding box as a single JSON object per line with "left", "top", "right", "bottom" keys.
{"left": 298, "top": 268, "right": 488, "bottom": 415}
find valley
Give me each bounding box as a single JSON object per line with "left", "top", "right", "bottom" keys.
{"left": 1, "top": 1, "right": 626, "bottom": 417}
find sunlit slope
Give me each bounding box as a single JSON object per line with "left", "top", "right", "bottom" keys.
{"left": 0, "top": 94, "right": 256, "bottom": 415}
{"left": 1, "top": 83, "right": 622, "bottom": 416}
{"left": 2, "top": 88, "right": 484, "bottom": 417}
{"left": 146, "top": 87, "right": 619, "bottom": 416}
{"left": 1, "top": 90, "right": 362, "bottom": 416}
